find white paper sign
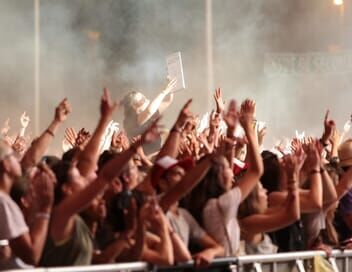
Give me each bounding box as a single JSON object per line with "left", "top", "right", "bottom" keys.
{"left": 166, "top": 51, "right": 186, "bottom": 92}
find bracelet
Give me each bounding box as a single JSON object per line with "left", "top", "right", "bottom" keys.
{"left": 46, "top": 129, "right": 55, "bottom": 137}
{"left": 36, "top": 212, "right": 50, "bottom": 220}
{"left": 319, "top": 138, "right": 329, "bottom": 147}
{"left": 309, "top": 169, "right": 321, "bottom": 176}
{"left": 171, "top": 126, "right": 182, "bottom": 134}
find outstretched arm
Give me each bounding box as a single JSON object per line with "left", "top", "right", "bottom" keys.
{"left": 77, "top": 88, "right": 118, "bottom": 178}
{"left": 21, "top": 98, "right": 71, "bottom": 170}
{"left": 156, "top": 99, "right": 193, "bottom": 160}
{"left": 236, "top": 100, "right": 264, "bottom": 202}
{"left": 138, "top": 79, "right": 177, "bottom": 125}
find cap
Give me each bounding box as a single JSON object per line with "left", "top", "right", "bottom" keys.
{"left": 338, "top": 139, "right": 352, "bottom": 167}
{"left": 151, "top": 155, "right": 194, "bottom": 188}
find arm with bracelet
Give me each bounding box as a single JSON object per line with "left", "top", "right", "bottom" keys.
{"left": 21, "top": 98, "right": 71, "bottom": 171}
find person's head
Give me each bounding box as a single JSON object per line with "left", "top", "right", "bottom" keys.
{"left": 81, "top": 194, "right": 106, "bottom": 223}
{"left": 182, "top": 155, "right": 233, "bottom": 224}
{"left": 51, "top": 161, "right": 86, "bottom": 205}
{"left": 123, "top": 92, "right": 150, "bottom": 114}
{"left": 10, "top": 176, "right": 31, "bottom": 212}
{"left": 41, "top": 155, "right": 61, "bottom": 168}
{"left": 62, "top": 147, "right": 81, "bottom": 163}
{"left": 0, "top": 140, "right": 22, "bottom": 181}
{"left": 212, "top": 156, "right": 234, "bottom": 193}
{"left": 162, "top": 165, "right": 185, "bottom": 191}
{"left": 152, "top": 156, "right": 193, "bottom": 192}
{"left": 238, "top": 183, "right": 268, "bottom": 219}
{"left": 339, "top": 139, "right": 352, "bottom": 172}
{"left": 260, "top": 151, "right": 281, "bottom": 193}
{"left": 120, "top": 159, "right": 139, "bottom": 190}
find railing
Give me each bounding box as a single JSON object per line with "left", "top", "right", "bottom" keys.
{"left": 5, "top": 250, "right": 352, "bottom": 272}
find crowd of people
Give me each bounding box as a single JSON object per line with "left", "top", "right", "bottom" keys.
{"left": 1, "top": 85, "right": 352, "bottom": 270}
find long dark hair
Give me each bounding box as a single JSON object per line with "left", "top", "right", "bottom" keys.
{"left": 260, "top": 151, "right": 281, "bottom": 193}
{"left": 183, "top": 156, "right": 227, "bottom": 225}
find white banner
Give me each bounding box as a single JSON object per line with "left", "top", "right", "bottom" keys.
{"left": 264, "top": 50, "right": 352, "bottom": 75}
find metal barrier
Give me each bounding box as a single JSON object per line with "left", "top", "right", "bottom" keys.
{"left": 4, "top": 250, "right": 352, "bottom": 272}
{"left": 236, "top": 249, "right": 352, "bottom": 272}
{"left": 4, "top": 262, "right": 149, "bottom": 272}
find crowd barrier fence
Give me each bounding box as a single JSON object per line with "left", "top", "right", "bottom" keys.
{"left": 5, "top": 250, "right": 352, "bottom": 272}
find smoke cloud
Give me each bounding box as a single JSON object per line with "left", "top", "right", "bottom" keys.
{"left": 0, "top": 0, "right": 351, "bottom": 153}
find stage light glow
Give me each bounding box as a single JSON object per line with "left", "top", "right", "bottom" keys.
{"left": 334, "top": 0, "right": 343, "bottom": 6}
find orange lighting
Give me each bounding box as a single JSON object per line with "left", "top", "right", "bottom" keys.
{"left": 334, "top": 0, "right": 343, "bottom": 5}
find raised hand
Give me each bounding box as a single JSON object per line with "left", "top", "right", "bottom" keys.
{"left": 239, "top": 99, "right": 256, "bottom": 131}
{"left": 223, "top": 100, "right": 238, "bottom": 129}
{"left": 32, "top": 163, "right": 56, "bottom": 213}
{"left": 163, "top": 77, "right": 177, "bottom": 94}
{"left": 258, "top": 126, "right": 267, "bottom": 147}
{"left": 101, "top": 88, "right": 118, "bottom": 120}
{"left": 64, "top": 127, "right": 78, "bottom": 147}
{"left": 111, "top": 130, "right": 130, "bottom": 151}
{"left": 330, "top": 127, "right": 341, "bottom": 147}
{"left": 305, "top": 141, "right": 321, "bottom": 171}
{"left": 1, "top": 118, "right": 10, "bottom": 136}
{"left": 209, "top": 111, "right": 221, "bottom": 130}
{"left": 291, "top": 138, "right": 303, "bottom": 155}
{"left": 174, "top": 99, "right": 193, "bottom": 130}
{"left": 20, "top": 112, "right": 30, "bottom": 128}
{"left": 76, "top": 128, "right": 91, "bottom": 149}
{"left": 55, "top": 98, "right": 72, "bottom": 123}
{"left": 12, "top": 136, "right": 27, "bottom": 155}
{"left": 322, "top": 110, "right": 335, "bottom": 144}
{"left": 282, "top": 152, "right": 306, "bottom": 181}
{"left": 214, "top": 87, "right": 225, "bottom": 114}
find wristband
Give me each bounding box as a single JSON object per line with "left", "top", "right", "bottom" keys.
{"left": 309, "top": 169, "right": 321, "bottom": 176}
{"left": 36, "top": 212, "right": 50, "bottom": 220}
{"left": 319, "top": 138, "right": 329, "bottom": 147}
{"left": 46, "top": 129, "right": 55, "bottom": 137}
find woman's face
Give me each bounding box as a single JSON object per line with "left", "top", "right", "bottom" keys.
{"left": 164, "top": 165, "right": 185, "bottom": 190}
{"left": 122, "top": 160, "right": 139, "bottom": 190}
{"left": 84, "top": 195, "right": 107, "bottom": 222}
{"left": 217, "top": 157, "right": 234, "bottom": 192}
{"left": 256, "top": 183, "right": 268, "bottom": 213}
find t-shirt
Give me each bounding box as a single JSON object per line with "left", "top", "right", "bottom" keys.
{"left": 0, "top": 191, "right": 28, "bottom": 240}
{"left": 244, "top": 234, "right": 278, "bottom": 255}
{"left": 167, "top": 207, "right": 206, "bottom": 246}
{"left": 339, "top": 189, "right": 352, "bottom": 214}
{"left": 0, "top": 190, "right": 30, "bottom": 270}
{"left": 40, "top": 216, "right": 93, "bottom": 267}
{"left": 301, "top": 210, "right": 326, "bottom": 248}
{"left": 203, "top": 187, "right": 242, "bottom": 256}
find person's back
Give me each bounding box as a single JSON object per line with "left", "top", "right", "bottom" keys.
{"left": 40, "top": 216, "right": 93, "bottom": 267}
